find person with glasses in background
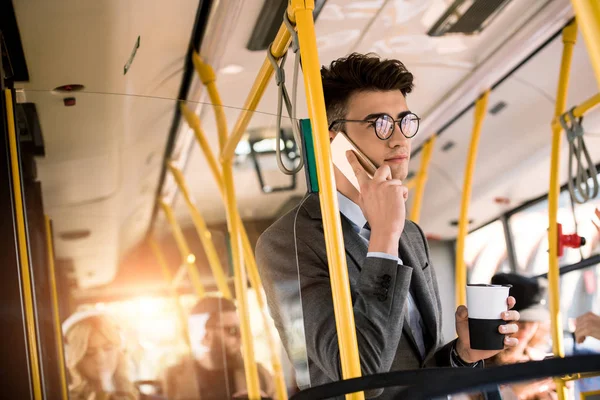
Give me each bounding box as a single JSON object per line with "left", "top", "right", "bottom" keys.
{"left": 163, "top": 297, "right": 274, "bottom": 400}
{"left": 256, "top": 53, "right": 520, "bottom": 399}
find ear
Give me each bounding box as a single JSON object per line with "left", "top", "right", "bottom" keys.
{"left": 329, "top": 130, "right": 337, "bottom": 143}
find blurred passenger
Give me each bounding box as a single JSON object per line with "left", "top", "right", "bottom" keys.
{"left": 63, "top": 310, "right": 138, "bottom": 400}
{"left": 574, "top": 312, "right": 600, "bottom": 344}
{"left": 488, "top": 273, "right": 555, "bottom": 399}
{"left": 163, "top": 296, "right": 275, "bottom": 400}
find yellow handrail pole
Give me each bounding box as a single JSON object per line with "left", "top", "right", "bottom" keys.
{"left": 167, "top": 163, "right": 233, "bottom": 299}
{"left": 148, "top": 236, "right": 193, "bottom": 349}
{"left": 159, "top": 200, "right": 206, "bottom": 299}
{"left": 551, "top": 92, "right": 600, "bottom": 129}
{"left": 221, "top": 161, "right": 262, "bottom": 400}
{"left": 410, "top": 136, "right": 436, "bottom": 223}
{"left": 455, "top": 90, "right": 490, "bottom": 308}
{"left": 293, "top": 1, "right": 364, "bottom": 398}
{"left": 180, "top": 103, "right": 224, "bottom": 192}
{"left": 44, "top": 216, "right": 69, "bottom": 400}
{"left": 196, "top": 52, "right": 261, "bottom": 398}
{"left": 5, "top": 89, "right": 43, "bottom": 400}
{"left": 182, "top": 101, "right": 272, "bottom": 311}
{"left": 548, "top": 20, "right": 578, "bottom": 400}
{"left": 191, "top": 57, "right": 288, "bottom": 399}
{"left": 570, "top": 0, "right": 600, "bottom": 88}
{"left": 220, "top": 20, "right": 293, "bottom": 162}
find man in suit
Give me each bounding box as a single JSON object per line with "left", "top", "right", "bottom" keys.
{"left": 255, "top": 53, "right": 520, "bottom": 398}
{"left": 163, "top": 297, "right": 274, "bottom": 400}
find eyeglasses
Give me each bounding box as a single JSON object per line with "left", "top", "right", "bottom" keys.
{"left": 329, "top": 112, "right": 420, "bottom": 140}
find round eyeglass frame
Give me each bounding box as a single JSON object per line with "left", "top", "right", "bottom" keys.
{"left": 328, "top": 112, "right": 420, "bottom": 140}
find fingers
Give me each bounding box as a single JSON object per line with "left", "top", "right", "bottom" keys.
{"left": 575, "top": 325, "right": 590, "bottom": 343}
{"left": 502, "top": 310, "right": 520, "bottom": 322}
{"left": 500, "top": 323, "right": 518, "bottom": 334}
{"left": 507, "top": 296, "right": 516, "bottom": 310}
{"left": 373, "top": 163, "right": 392, "bottom": 181}
{"left": 346, "top": 151, "right": 369, "bottom": 187}
{"left": 504, "top": 336, "right": 519, "bottom": 347}
{"left": 455, "top": 305, "right": 468, "bottom": 321}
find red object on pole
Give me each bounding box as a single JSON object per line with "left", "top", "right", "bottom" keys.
{"left": 557, "top": 223, "right": 586, "bottom": 257}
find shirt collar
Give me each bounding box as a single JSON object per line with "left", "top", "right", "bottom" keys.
{"left": 337, "top": 191, "right": 367, "bottom": 231}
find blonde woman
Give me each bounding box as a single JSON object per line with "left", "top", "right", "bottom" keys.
{"left": 63, "top": 310, "right": 138, "bottom": 400}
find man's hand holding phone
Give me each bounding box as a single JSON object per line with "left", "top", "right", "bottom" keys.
{"left": 346, "top": 150, "right": 408, "bottom": 257}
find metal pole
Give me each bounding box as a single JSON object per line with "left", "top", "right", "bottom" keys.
{"left": 410, "top": 136, "right": 436, "bottom": 223}
{"left": 5, "top": 89, "right": 43, "bottom": 400}
{"left": 194, "top": 54, "right": 262, "bottom": 399}
{"left": 168, "top": 163, "right": 233, "bottom": 299}
{"left": 191, "top": 54, "right": 288, "bottom": 400}
{"left": 44, "top": 216, "right": 69, "bottom": 400}
{"left": 570, "top": 0, "right": 600, "bottom": 89}
{"left": 159, "top": 200, "right": 206, "bottom": 299}
{"left": 548, "top": 20, "right": 578, "bottom": 400}
{"left": 293, "top": 1, "right": 364, "bottom": 398}
{"left": 455, "top": 90, "right": 490, "bottom": 307}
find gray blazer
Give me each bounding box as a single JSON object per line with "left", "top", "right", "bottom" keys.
{"left": 256, "top": 193, "right": 454, "bottom": 399}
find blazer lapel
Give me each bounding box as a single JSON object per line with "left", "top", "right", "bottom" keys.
{"left": 399, "top": 231, "right": 440, "bottom": 359}
{"left": 302, "top": 193, "right": 367, "bottom": 273}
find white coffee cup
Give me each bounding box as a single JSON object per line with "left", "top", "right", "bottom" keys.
{"left": 466, "top": 284, "right": 511, "bottom": 350}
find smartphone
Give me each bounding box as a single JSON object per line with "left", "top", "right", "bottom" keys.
{"left": 330, "top": 132, "right": 377, "bottom": 192}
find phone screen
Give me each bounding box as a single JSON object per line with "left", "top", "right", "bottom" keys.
{"left": 330, "top": 132, "right": 377, "bottom": 192}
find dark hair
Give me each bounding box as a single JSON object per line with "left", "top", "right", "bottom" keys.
{"left": 190, "top": 296, "right": 237, "bottom": 327}
{"left": 321, "top": 53, "right": 414, "bottom": 130}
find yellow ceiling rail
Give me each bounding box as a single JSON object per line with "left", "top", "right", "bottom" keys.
{"left": 167, "top": 162, "right": 233, "bottom": 299}
{"left": 551, "top": 92, "right": 600, "bottom": 130}
{"left": 548, "top": 20, "right": 578, "bottom": 400}
{"left": 410, "top": 136, "right": 436, "bottom": 223}
{"left": 5, "top": 89, "right": 43, "bottom": 400}
{"left": 455, "top": 90, "right": 490, "bottom": 308}
{"left": 220, "top": 13, "right": 294, "bottom": 163}
{"left": 159, "top": 200, "right": 206, "bottom": 299}
{"left": 571, "top": 0, "right": 600, "bottom": 89}
{"left": 44, "top": 216, "right": 69, "bottom": 400}
{"left": 293, "top": 1, "right": 364, "bottom": 398}
{"left": 182, "top": 102, "right": 288, "bottom": 400}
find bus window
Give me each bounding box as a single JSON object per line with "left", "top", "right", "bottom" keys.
{"left": 465, "top": 220, "right": 509, "bottom": 284}
{"left": 511, "top": 177, "right": 600, "bottom": 277}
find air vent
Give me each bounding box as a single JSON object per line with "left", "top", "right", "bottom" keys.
{"left": 59, "top": 229, "right": 91, "bottom": 241}
{"left": 489, "top": 101, "right": 507, "bottom": 115}
{"left": 450, "top": 219, "right": 474, "bottom": 227}
{"left": 427, "top": 0, "right": 512, "bottom": 37}
{"left": 247, "top": 0, "right": 328, "bottom": 51}
{"left": 442, "top": 141, "right": 456, "bottom": 152}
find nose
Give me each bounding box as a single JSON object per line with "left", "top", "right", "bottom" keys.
{"left": 387, "top": 123, "right": 409, "bottom": 148}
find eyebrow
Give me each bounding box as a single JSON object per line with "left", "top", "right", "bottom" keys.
{"left": 362, "top": 111, "right": 412, "bottom": 120}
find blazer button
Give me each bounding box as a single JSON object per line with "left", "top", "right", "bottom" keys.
{"left": 382, "top": 274, "right": 391, "bottom": 282}
{"left": 381, "top": 280, "right": 391, "bottom": 289}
